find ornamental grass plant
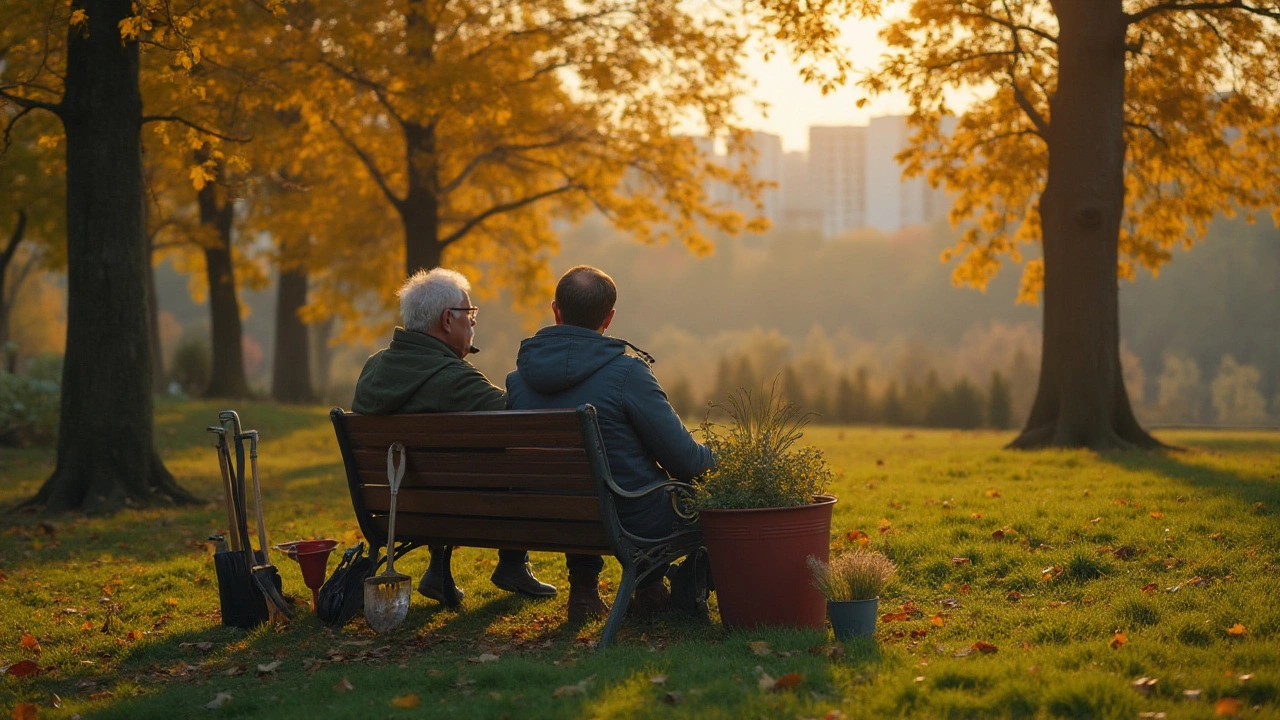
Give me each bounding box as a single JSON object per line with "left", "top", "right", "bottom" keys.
{"left": 808, "top": 550, "right": 897, "bottom": 602}
{"left": 694, "top": 383, "right": 834, "bottom": 510}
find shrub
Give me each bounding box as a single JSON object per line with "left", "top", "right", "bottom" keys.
{"left": 170, "top": 336, "right": 211, "bottom": 394}
{"left": 24, "top": 353, "right": 64, "bottom": 383}
{"left": 0, "top": 371, "right": 59, "bottom": 446}
{"left": 695, "top": 383, "right": 833, "bottom": 510}
{"left": 808, "top": 550, "right": 896, "bottom": 601}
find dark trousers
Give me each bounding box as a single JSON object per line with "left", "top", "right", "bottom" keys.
{"left": 565, "top": 553, "right": 666, "bottom": 587}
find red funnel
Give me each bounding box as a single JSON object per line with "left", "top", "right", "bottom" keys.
{"left": 275, "top": 539, "right": 338, "bottom": 611}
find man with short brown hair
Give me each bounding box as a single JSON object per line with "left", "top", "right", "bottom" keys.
{"left": 506, "top": 266, "right": 713, "bottom": 620}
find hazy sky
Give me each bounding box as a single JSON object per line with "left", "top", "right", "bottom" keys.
{"left": 736, "top": 19, "right": 913, "bottom": 153}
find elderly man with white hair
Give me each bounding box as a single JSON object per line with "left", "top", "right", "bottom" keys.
{"left": 352, "top": 267, "right": 556, "bottom": 602}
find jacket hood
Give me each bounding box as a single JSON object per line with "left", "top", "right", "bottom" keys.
{"left": 515, "top": 325, "right": 630, "bottom": 394}
{"left": 352, "top": 329, "right": 455, "bottom": 413}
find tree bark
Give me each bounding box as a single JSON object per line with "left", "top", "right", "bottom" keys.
{"left": 145, "top": 231, "right": 167, "bottom": 393}
{"left": 271, "top": 265, "right": 314, "bottom": 402}
{"left": 1009, "top": 0, "right": 1161, "bottom": 451}
{"left": 401, "top": 121, "right": 443, "bottom": 276}
{"left": 198, "top": 176, "right": 251, "bottom": 398}
{"left": 0, "top": 210, "right": 27, "bottom": 373}
{"left": 29, "top": 0, "right": 197, "bottom": 512}
{"left": 310, "top": 314, "right": 335, "bottom": 400}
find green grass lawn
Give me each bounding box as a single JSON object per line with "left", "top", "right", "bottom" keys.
{"left": 2, "top": 399, "right": 1279, "bottom": 719}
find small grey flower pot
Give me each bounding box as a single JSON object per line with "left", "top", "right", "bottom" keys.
{"left": 828, "top": 597, "right": 878, "bottom": 640}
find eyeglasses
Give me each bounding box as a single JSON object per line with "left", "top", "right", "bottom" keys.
{"left": 448, "top": 306, "right": 479, "bottom": 319}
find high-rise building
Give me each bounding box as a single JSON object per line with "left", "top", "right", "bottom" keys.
{"left": 808, "top": 125, "right": 866, "bottom": 239}
{"left": 782, "top": 150, "right": 822, "bottom": 230}
{"left": 692, "top": 131, "right": 785, "bottom": 227}
{"left": 864, "top": 115, "right": 955, "bottom": 233}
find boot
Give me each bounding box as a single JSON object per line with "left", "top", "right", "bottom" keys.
{"left": 567, "top": 569, "right": 608, "bottom": 622}
{"left": 630, "top": 580, "right": 671, "bottom": 616}
{"left": 417, "top": 546, "right": 464, "bottom": 604}
{"left": 491, "top": 560, "right": 557, "bottom": 597}
{"left": 668, "top": 549, "right": 710, "bottom": 618}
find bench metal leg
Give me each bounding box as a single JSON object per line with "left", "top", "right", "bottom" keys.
{"left": 598, "top": 563, "right": 638, "bottom": 651}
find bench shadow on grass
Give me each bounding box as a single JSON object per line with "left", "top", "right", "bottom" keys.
{"left": 56, "top": 588, "right": 577, "bottom": 718}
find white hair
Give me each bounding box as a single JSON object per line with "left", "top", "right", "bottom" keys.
{"left": 398, "top": 268, "right": 470, "bottom": 333}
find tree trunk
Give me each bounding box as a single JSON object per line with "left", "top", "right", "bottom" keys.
{"left": 310, "top": 314, "right": 335, "bottom": 401}
{"left": 0, "top": 210, "right": 27, "bottom": 374}
{"left": 1009, "top": 0, "right": 1160, "bottom": 450}
{"left": 198, "top": 177, "right": 251, "bottom": 398}
{"left": 30, "top": 0, "right": 197, "bottom": 512}
{"left": 145, "top": 232, "right": 167, "bottom": 393}
{"left": 401, "top": 121, "right": 443, "bottom": 275}
{"left": 271, "top": 265, "right": 314, "bottom": 402}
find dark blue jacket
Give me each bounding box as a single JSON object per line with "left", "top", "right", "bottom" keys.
{"left": 506, "top": 325, "right": 713, "bottom": 538}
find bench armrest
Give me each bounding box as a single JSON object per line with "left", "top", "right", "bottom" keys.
{"left": 602, "top": 475, "right": 699, "bottom": 521}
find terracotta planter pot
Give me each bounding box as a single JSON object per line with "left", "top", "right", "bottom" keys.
{"left": 700, "top": 495, "right": 837, "bottom": 630}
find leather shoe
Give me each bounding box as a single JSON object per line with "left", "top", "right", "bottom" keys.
{"left": 417, "top": 567, "right": 464, "bottom": 604}
{"left": 491, "top": 561, "right": 557, "bottom": 597}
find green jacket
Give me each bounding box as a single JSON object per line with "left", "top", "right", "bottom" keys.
{"left": 351, "top": 328, "right": 506, "bottom": 414}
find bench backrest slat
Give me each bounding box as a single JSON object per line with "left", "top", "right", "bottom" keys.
{"left": 332, "top": 407, "right": 615, "bottom": 556}
{"left": 361, "top": 487, "right": 601, "bottom": 522}
{"left": 340, "top": 410, "right": 585, "bottom": 449}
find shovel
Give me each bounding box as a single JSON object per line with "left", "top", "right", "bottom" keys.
{"left": 364, "top": 442, "right": 411, "bottom": 633}
{"left": 241, "top": 429, "right": 292, "bottom": 621}
{"left": 208, "top": 423, "right": 266, "bottom": 629}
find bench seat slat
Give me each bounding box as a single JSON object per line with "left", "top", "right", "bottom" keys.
{"left": 373, "top": 513, "right": 612, "bottom": 554}
{"left": 362, "top": 487, "right": 602, "bottom": 522}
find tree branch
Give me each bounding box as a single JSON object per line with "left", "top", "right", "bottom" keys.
{"left": 925, "top": 50, "right": 1017, "bottom": 71}
{"left": 1, "top": 210, "right": 27, "bottom": 274}
{"left": 140, "top": 115, "right": 252, "bottom": 143}
{"left": 318, "top": 59, "right": 407, "bottom": 128}
{"left": 328, "top": 119, "right": 404, "bottom": 210}
{"left": 438, "top": 184, "right": 580, "bottom": 247}
{"left": 0, "top": 89, "right": 62, "bottom": 117}
{"left": 1011, "top": 82, "right": 1050, "bottom": 137}
{"left": 956, "top": 8, "right": 1059, "bottom": 44}
{"left": 999, "top": 0, "right": 1050, "bottom": 138}
{"left": 439, "top": 135, "right": 584, "bottom": 196}
{"left": 1126, "top": 0, "right": 1280, "bottom": 24}
{"left": 1124, "top": 120, "right": 1169, "bottom": 146}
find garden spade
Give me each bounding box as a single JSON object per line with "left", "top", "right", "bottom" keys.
{"left": 241, "top": 429, "right": 292, "bottom": 620}
{"left": 208, "top": 422, "right": 265, "bottom": 629}
{"left": 364, "top": 442, "right": 410, "bottom": 633}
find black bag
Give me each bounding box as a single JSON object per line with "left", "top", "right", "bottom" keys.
{"left": 316, "top": 542, "right": 374, "bottom": 627}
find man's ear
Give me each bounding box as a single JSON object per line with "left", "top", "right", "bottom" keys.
{"left": 439, "top": 308, "right": 454, "bottom": 333}
{"left": 599, "top": 308, "right": 616, "bottom": 332}
{"left": 552, "top": 301, "right": 563, "bottom": 326}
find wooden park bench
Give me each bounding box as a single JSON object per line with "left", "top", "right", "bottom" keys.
{"left": 329, "top": 405, "right": 703, "bottom": 650}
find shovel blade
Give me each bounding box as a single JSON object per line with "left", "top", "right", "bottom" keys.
{"left": 363, "top": 577, "right": 411, "bottom": 633}
{"left": 214, "top": 550, "right": 269, "bottom": 629}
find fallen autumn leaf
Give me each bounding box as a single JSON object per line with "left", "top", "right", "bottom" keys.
{"left": 390, "top": 693, "right": 420, "bottom": 709}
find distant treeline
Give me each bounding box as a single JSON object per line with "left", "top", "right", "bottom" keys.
{"left": 668, "top": 361, "right": 1016, "bottom": 430}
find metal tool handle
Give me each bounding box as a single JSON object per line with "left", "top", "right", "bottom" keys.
{"left": 207, "top": 426, "right": 240, "bottom": 553}
{"left": 384, "top": 442, "right": 406, "bottom": 575}
{"left": 243, "top": 430, "right": 268, "bottom": 559}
